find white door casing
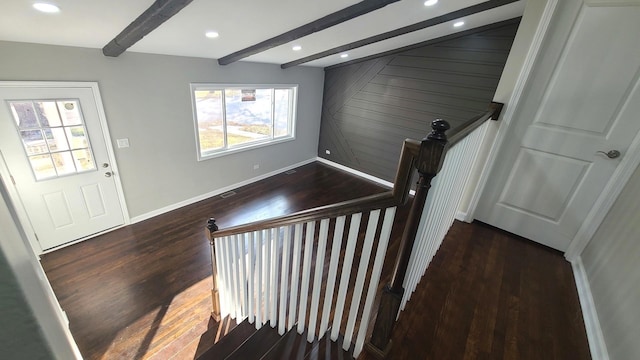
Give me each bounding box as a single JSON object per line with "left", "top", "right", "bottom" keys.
{"left": 476, "top": 1, "right": 640, "bottom": 251}
{"left": 0, "top": 82, "right": 127, "bottom": 252}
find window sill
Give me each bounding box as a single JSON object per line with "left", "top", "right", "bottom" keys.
{"left": 197, "top": 136, "right": 296, "bottom": 161}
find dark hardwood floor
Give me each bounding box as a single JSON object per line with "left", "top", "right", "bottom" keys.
{"left": 362, "top": 221, "right": 592, "bottom": 360}
{"left": 40, "top": 162, "right": 387, "bottom": 359}
{"left": 40, "top": 161, "right": 591, "bottom": 359}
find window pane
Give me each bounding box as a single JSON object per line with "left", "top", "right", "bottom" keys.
{"left": 29, "top": 154, "right": 56, "bottom": 180}
{"left": 274, "top": 89, "right": 291, "bottom": 137}
{"left": 10, "top": 102, "right": 39, "bottom": 128}
{"left": 225, "top": 88, "right": 271, "bottom": 147}
{"left": 57, "top": 100, "right": 82, "bottom": 126}
{"left": 52, "top": 152, "right": 76, "bottom": 176}
{"left": 66, "top": 126, "right": 89, "bottom": 149}
{"left": 35, "top": 101, "right": 62, "bottom": 127}
{"left": 194, "top": 90, "right": 224, "bottom": 152}
{"left": 43, "top": 127, "right": 70, "bottom": 152}
{"left": 20, "top": 130, "right": 48, "bottom": 155}
{"left": 71, "top": 149, "right": 95, "bottom": 172}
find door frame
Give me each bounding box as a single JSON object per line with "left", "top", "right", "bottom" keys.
{"left": 467, "top": 0, "right": 640, "bottom": 260}
{"left": 0, "top": 81, "right": 129, "bottom": 255}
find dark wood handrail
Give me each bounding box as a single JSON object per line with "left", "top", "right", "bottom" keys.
{"left": 208, "top": 138, "right": 420, "bottom": 238}
{"left": 207, "top": 102, "right": 502, "bottom": 239}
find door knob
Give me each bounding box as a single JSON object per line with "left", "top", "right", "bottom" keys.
{"left": 105, "top": 172, "right": 113, "bottom": 177}
{"left": 596, "top": 150, "right": 621, "bottom": 159}
{"left": 102, "top": 163, "right": 109, "bottom": 168}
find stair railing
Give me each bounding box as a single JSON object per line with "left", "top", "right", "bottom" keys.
{"left": 206, "top": 102, "right": 503, "bottom": 358}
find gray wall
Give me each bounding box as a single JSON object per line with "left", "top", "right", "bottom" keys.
{"left": 0, "top": 41, "right": 324, "bottom": 219}
{"left": 582, "top": 164, "right": 640, "bottom": 359}
{"left": 317, "top": 20, "right": 520, "bottom": 181}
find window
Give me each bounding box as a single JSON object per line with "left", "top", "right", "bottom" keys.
{"left": 8, "top": 99, "right": 96, "bottom": 180}
{"left": 191, "top": 84, "right": 297, "bottom": 160}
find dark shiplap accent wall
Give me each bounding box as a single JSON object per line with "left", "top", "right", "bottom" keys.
{"left": 318, "top": 20, "right": 520, "bottom": 182}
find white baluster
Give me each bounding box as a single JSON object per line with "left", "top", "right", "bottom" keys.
{"left": 307, "top": 218, "right": 329, "bottom": 342}
{"left": 288, "top": 223, "right": 303, "bottom": 331}
{"left": 230, "top": 234, "right": 240, "bottom": 319}
{"left": 247, "top": 232, "right": 255, "bottom": 323}
{"left": 278, "top": 226, "right": 291, "bottom": 335}
{"left": 319, "top": 215, "right": 346, "bottom": 337}
{"left": 331, "top": 213, "right": 362, "bottom": 341}
{"left": 354, "top": 207, "right": 396, "bottom": 357}
{"left": 297, "top": 221, "right": 316, "bottom": 335}
{"left": 237, "top": 233, "right": 248, "bottom": 320}
{"left": 270, "top": 227, "right": 279, "bottom": 328}
{"left": 261, "top": 230, "right": 271, "bottom": 325}
{"left": 343, "top": 210, "right": 380, "bottom": 350}
{"left": 255, "top": 230, "right": 263, "bottom": 329}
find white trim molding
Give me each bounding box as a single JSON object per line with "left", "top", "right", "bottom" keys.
{"left": 466, "top": 0, "right": 559, "bottom": 221}
{"left": 571, "top": 257, "right": 610, "bottom": 360}
{"left": 565, "top": 122, "right": 640, "bottom": 260}
{"left": 315, "top": 157, "right": 394, "bottom": 189}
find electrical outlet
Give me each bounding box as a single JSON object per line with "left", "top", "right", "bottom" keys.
{"left": 325, "top": 149, "right": 331, "bottom": 155}
{"left": 117, "top": 138, "right": 130, "bottom": 148}
{"left": 253, "top": 164, "right": 260, "bottom": 170}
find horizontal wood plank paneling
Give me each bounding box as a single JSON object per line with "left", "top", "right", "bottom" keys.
{"left": 318, "top": 21, "right": 520, "bottom": 181}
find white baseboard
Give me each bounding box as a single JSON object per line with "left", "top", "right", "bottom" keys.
{"left": 455, "top": 210, "right": 472, "bottom": 223}
{"left": 316, "top": 157, "right": 394, "bottom": 188}
{"left": 571, "top": 257, "right": 609, "bottom": 360}
{"left": 130, "top": 158, "right": 316, "bottom": 224}
{"left": 316, "top": 157, "right": 418, "bottom": 196}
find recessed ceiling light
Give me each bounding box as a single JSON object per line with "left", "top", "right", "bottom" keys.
{"left": 340, "top": 53, "right": 349, "bottom": 58}
{"left": 453, "top": 21, "right": 465, "bottom": 27}
{"left": 33, "top": 3, "right": 60, "bottom": 13}
{"left": 424, "top": 0, "right": 438, "bottom": 6}
{"left": 292, "top": 45, "right": 302, "bottom": 51}
{"left": 205, "top": 31, "right": 219, "bottom": 38}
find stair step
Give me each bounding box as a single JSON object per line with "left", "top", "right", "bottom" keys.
{"left": 305, "top": 334, "right": 351, "bottom": 360}
{"left": 261, "top": 328, "right": 314, "bottom": 360}
{"left": 197, "top": 319, "right": 257, "bottom": 360}
{"left": 262, "top": 330, "right": 353, "bottom": 360}
{"left": 226, "top": 324, "right": 282, "bottom": 360}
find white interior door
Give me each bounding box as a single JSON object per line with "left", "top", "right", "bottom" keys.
{"left": 0, "top": 83, "right": 125, "bottom": 251}
{"left": 476, "top": 1, "right": 640, "bottom": 251}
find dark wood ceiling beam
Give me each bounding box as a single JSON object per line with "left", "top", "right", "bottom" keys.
{"left": 217, "top": 0, "right": 401, "bottom": 66}
{"left": 103, "top": 0, "right": 194, "bottom": 57}
{"left": 281, "top": 0, "right": 520, "bottom": 69}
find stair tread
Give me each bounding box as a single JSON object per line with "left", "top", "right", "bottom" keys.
{"left": 261, "top": 327, "right": 314, "bottom": 360}
{"left": 197, "top": 319, "right": 256, "bottom": 360}
{"left": 262, "top": 329, "right": 353, "bottom": 360}
{"left": 305, "top": 334, "right": 351, "bottom": 360}
{"left": 226, "top": 324, "right": 282, "bottom": 360}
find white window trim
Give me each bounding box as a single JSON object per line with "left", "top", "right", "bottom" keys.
{"left": 190, "top": 83, "right": 298, "bottom": 161}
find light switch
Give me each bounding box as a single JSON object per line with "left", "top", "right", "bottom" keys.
{"left": 117, "top": 138, "right": 130, "bottom": 148}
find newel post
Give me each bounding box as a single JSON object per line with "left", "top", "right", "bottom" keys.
{"left": 365, "top": 119, "right": 450, "bottom": 358}
{"left": 206, "top": 218, "right": 221, "bottom": 322}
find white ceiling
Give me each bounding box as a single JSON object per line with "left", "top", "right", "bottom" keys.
{"left": 0, "top": 0, "right": 526, "bottom": 68}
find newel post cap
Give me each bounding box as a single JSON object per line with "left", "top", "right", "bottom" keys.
{"left": 207, "top": 218, "right": 218, "bottom": 232}
{"left": 416, "top": 119, "right": 450, "bottom": 175}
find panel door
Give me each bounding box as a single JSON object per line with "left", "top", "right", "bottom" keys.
{"left": 476, "top": 1, "right": 640, "bottom": 251}
{"left": 0, "top": 84, "right": 124, "bottom": 250}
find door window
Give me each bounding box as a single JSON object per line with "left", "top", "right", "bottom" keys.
{"left": 8, "top": 99, "right": 96, "bottom": 180}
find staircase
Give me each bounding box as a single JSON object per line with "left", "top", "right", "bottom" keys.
{"left": 198, "top": 319, "right": 352, "bottom": 360}
{"left": 203, "top": 104, "right": 503, "bottom": 359}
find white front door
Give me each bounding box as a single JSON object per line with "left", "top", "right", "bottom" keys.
{"left": 476, "top": 1, "right": 640, "bottom": 251}
{"left": 0, "top": 82, "right": 125, "bottom": 251}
